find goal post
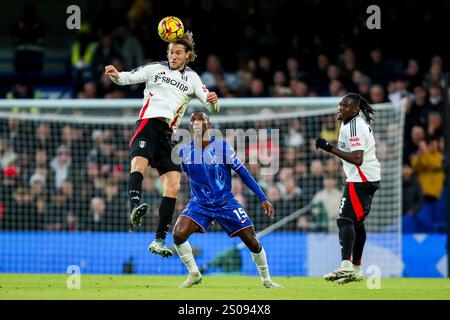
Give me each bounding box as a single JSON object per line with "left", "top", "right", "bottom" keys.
{"left": 0, "top": 97, "right": 404, "bottom": 277}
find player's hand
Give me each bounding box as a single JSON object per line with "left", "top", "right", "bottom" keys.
{"left": 104, "top": 65, "right": 119, "bottom": 77}
{"left": 315, "top": 137, "right": 333, "bottom": 152}
{"left": 206, "top": 92, "right": 218, "bottom": 104}
{"left": 261, "top": 201, "right": 275, "bottom": 220}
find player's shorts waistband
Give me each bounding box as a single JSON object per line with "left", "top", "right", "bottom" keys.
{"left": 136, "top": 117, "right": 172, "bottom": 131}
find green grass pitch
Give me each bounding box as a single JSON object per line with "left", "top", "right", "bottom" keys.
{"left": 0, "top": 274, "right": 449, "bottom": 300}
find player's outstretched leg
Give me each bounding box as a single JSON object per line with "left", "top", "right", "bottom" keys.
{"left": 350, "top": 222, "right": 366, "bottom": 282}
{"left": 324, "top": 217, "right": 357, "bottom": 283}
{"left": 238, "top": 227, "right": 284, "bottom": 289}
{"left": 149, "top": 196, "right": 177, "bottom": 257}
{"left": 149, "top": 172, "right": 181, "bottom": 258}
{"left": 128, "top": 158, "right": 150, "bottom": 227}
{"left": 173, "top": 216, "right": 203, "bottom": 288}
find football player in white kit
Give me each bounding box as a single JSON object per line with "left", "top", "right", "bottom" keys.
{"left": 104, "top": 32, "right": 219, "bottom": 257}
{"left": 315, "top": 93, "right": 381, "bottom": 284}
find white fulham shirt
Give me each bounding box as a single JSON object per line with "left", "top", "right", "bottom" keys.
{"left": 337, "top": 115, "right": 381, "bottom": 182}
{"left": 110, "top": 61, "right": 220, "bottom": 131}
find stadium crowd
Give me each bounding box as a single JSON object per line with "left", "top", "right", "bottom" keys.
{"left": 0, "top": 1, "right": 447, "bottom": 233}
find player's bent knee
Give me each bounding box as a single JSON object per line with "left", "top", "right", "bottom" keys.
{"left": 172, "top": 232, "right": 187, "bottom": 246}
{"left": 246, "top": 239, "right": 262, "bottom": 253}
{"left": 337, "top": 217, "right": 354, "bottom": 229}
{"left": 164, "top": 182, "right": 181, "bottom": 197}
{"left": 130, "top": 157, "right": 148, "bottom": 174}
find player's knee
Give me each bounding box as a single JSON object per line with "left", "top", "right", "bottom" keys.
{"left": 337, "top": 217, "right": 354, "bottom": 229}
{"left": 131, "top": 160, "right": 147, "bottom": 174}
{"left": 164, "top": 181, "right": 181, "bottom": 197}
{"left": 247, "top": 239, "right": 262, "bottom": 253}
{"left": 172, "top": 229, "right": 187, "bottom": 245}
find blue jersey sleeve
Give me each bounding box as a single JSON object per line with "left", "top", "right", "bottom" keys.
{"left": 224, "top": 141, "right": 267, "bottom": 202}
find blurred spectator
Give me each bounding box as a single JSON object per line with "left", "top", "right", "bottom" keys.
{"left": 291, "top": 80, "right": 309, "bottom": 97}
{"left": 404, "top": 86, "right": 431, "bottom": 133}
{"left": 300, "top": 160, "right": 325, "bottom": 202}
{"left": 427, "top": 82, "right": 444, "bottom": 114}
{"left": 354, "top": 75, "right": 371, "bottom": 99}
{"left": 34, "top": 123, "right": 55, "bottom": 156}
{"left": 33, "top": 149, "right": 48, "bottom": 169}
{"left": 388, "top": 76, "right": 413, "bottom": 106}
{"left": 278, "top": 177, "right": 302, "bottom": 230}
{"left": 45, "top": 189, "right": 67, "bottom": 231}
{"left": 50, "top": 145, "right": 72, "bottom": 189}
{"left": 367, "top": 48, "right": 392, "bottom": 86}
{"left": 84, "top": 196, "right": 108, "bottom": 231}
{"left": 201, "top": 54, "right": 241, "bottom": 95}
{"left": 410, "top": 136, "right": 446, "bottom": 232}
{"left": 402, "top": 164, "right": 423, "bottom": 217}
{"left": 258, "top": 173, "right": 276, "bottom": 191}
{"left": 423, "top": 56, "right": 444, "bottom": 88}
{"left": 97, "top": 57, "right": 127, "bottom": 98}
{"left": 311, "top": 54, "right": 330, "bottom": 95}
{"left": 308, "top": 177, "right": 341, "bottom": 232}
{"left": 338, "top": 48, "right": 360, "bottom": 85}
{"left": 92, "top": 33, "right": 123, "bottom": 84}
{"left": 0, "top": 165, "right": 19, "bottom": 228}
{"left": 319, "top": 115, "right": 340, "bottom": 143}
{"left": 77, "top": 81, "right": 97, "bottom": 99}
{"left": 11, "top": 3, "right": 46, "bottom": 79}
{"left": 253, "top": 56, "right": 274, "bottom": 89}
{"left": 426, "top": 111, "right": 443, "bottom": 140}
{"left": 284, "top": 57, "right": 307, "bottom": 83}
{"left": 404, "top": 59, "right": 422, "bottom": 89}
{"left": 403, "top": 125, "right": 425, "bottom": 164}
{"left": 70, "top": 23, "right": 98, "bottom": 92}
{"left": 272, "top": 71, "right": 291, "bottom": 97}
{"left": 284, "top": 119, "right": 306, "bottom": 148}
{"left": 104, "top": 178, "right": 127, "bottom": 230}
{"left": 113, "top": 24, "right": 144, "bottom": 70}
{"left": 411, "top": 137, "right": 444, "bottom": 204}
{"left": 0, "top": 137, "right": 17, "bottom": 170}
{"left": 369, "top": 84, "right": 387, "bottom": 104}
{"left": 7, "top": 187, "right": 35, "bottom": 230}
{"left": 6, "top": 79, "right": 42, "bottom": 105}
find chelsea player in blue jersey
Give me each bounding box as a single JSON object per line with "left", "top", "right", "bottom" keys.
{"left": 172, "top": 111, "right": 284, "bottom": 289}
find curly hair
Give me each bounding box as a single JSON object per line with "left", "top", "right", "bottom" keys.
{"left": 345, "top": 93, "right": 375, "bottom": 124}
{"left": 172, "top": 31, "right": 197, "bottom": 63}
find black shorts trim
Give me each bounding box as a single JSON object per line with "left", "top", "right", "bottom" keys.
{"left": 339, "top": 181, "right": 380, "bottom": 222}
{"left": 129, "top": 118, "right": 181, "bottom": 176}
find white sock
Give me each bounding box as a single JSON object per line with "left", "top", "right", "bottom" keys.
{"left": 174, "top": 241, "right": 200, "bottom": 274}
{"left": 251, "top": 247, "right": 271, "bottom": 282}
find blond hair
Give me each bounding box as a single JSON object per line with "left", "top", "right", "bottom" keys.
{"left": 172, "top": 31, "right": 197, "bottom": 63}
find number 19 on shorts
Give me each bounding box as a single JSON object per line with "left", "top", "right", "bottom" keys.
{"left": 234, "top": 208, "right": 248, "bottom": 223}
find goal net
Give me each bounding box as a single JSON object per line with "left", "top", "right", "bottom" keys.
{"left": 0, "top": 98, "right": 404, "bottom": 277}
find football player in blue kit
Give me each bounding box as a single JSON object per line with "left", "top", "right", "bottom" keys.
{"left": 172, "top": 111, "right": 284, "bottom": 289}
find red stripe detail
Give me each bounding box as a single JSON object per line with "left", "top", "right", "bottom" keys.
{"left": 138, "top": 94, "right": 152, "bottom": 120}
{"left": 129, "top": 118, "right": 149, "bottom": 147}
{"left": 169, "top": 115, "right": 179, "bottom": 129}
{"left": 356, "top": 166, "right": 368, "bottom": 182}
{"left": 169, "top": 104, "right": 185, "bottom": 129}
{"left": 353, "top": 258, "right": 361, "bottom": 266}
{"left": 349, "top": 182, "right": 365, "bottom": 221}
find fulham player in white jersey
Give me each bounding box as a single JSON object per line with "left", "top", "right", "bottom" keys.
{"left": 104, "top": 32, "right": 219, "bottom": 257}
{"left": 315, "top": 93, "right": 380, "bottom": 284}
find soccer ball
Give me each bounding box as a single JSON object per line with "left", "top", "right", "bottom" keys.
{"left": 157, "top": 16, "right": 184, "bottom": 42}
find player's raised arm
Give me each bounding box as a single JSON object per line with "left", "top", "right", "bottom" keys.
{"left": 224, "top": 142, "right": 274, "bottom": 219}
{"left": 105, "top": 64, "right": 153, "bottom": 86}
{"left": 193, "top": 74, "right": 220, "bottom": 113}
